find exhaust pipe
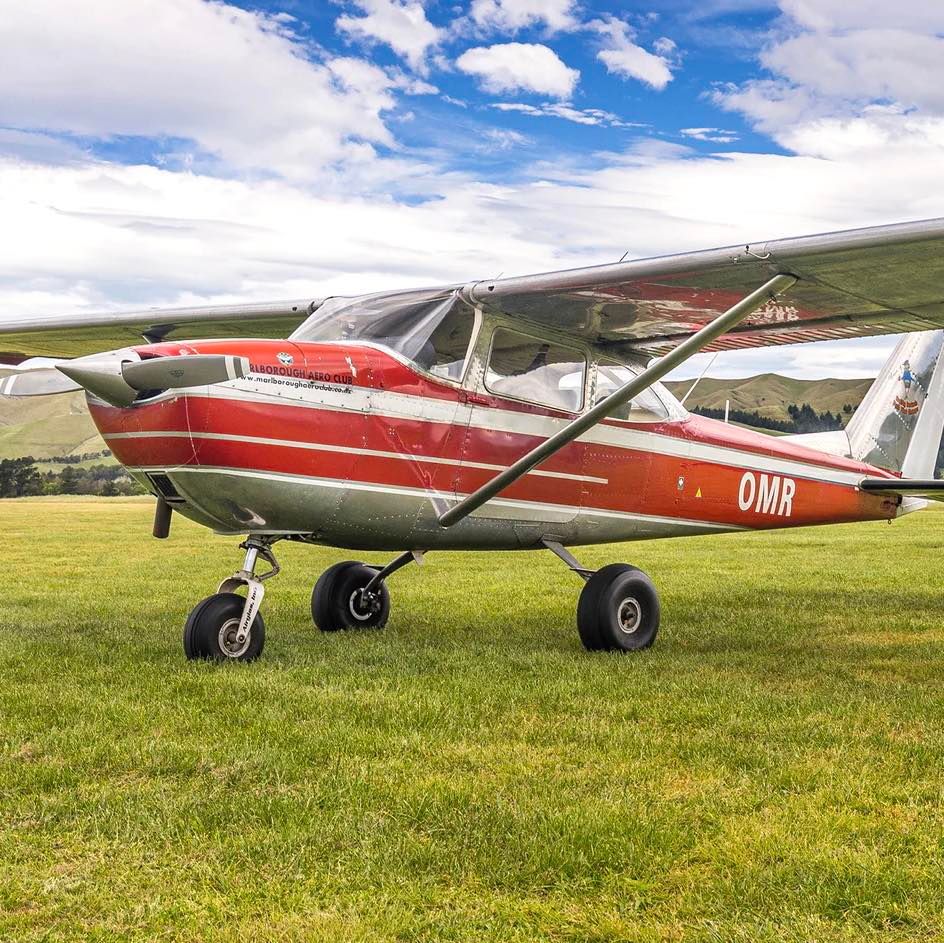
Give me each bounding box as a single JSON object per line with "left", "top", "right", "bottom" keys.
{"left": 152, "top": 496, "right": 173, "bottom": 539}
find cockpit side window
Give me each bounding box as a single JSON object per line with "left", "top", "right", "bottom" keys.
{"left": 415, "top": 307, "right": 474, "bottom": 381}
{"left": 594, "top": 361, "right": 670, "bottom": 422}
{"left": 485, "top": 328, "right": 586, "bottom": 412}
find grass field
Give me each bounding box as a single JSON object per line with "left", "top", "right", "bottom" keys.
{"left": 3, "top": 498, "right": 944, "bottom": 941}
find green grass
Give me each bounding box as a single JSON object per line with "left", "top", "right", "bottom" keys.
{"left": 2, "top": 498, "right": 944, "bottom": 941}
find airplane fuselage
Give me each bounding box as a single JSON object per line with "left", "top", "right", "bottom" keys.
{"left": 88, "top": 338, "right": 902, "bottom": 551}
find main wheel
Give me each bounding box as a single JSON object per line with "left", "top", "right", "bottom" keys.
{"left": 312, "top": 561, "right": 390, "bottom": 632}
{"left": 577, "top": 564, "right": 660, "bottom": 652}
{"left": 183, "top": 592, "right": 265, "bottom": 662}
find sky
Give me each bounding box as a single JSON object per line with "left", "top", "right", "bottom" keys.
{"left": 1, "top": 0, "right": 943, "bottom": 379}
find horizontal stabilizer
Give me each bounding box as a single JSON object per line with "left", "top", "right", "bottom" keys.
{"left": 860, "top": 478, "right": 944, "bottom": 502}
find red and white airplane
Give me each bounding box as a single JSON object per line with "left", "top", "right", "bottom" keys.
{"left": 2, "top": 218, "right": 944, "bottom": 661}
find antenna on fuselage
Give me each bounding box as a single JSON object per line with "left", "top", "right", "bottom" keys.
{"left": 680, "top": 352, "right": 719, "bottom": 406}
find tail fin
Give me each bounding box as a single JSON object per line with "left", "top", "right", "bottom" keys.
{"left": 847, "top": 331, "right": 944, "bottom": 476}
{"left": 789, "top": 330, "right": 944, "bottom": 476}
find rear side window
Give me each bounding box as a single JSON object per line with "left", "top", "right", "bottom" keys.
{"left": 594, "top": 362, "right": 669, "bottom": 421}
{"left": 485, "top": 328, "right": 586, "bottom": 412}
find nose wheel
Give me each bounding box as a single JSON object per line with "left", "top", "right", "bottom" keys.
{"left": 183, "top": 536, "right": 279, "bottom": 662}
{"left": 183, "top": 592, "right": 266, "bottom": 661}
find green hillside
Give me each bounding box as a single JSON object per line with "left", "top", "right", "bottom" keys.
{"left": 664, "top": 373, "right": 873, "bottom": 423}
{"left": 0, "top": 391, "right": 105, "bottom": 460}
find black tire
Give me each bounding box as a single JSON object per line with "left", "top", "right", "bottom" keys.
{"left": 183, "top": 592, "right": 265, "bottom": 662}
{"left": 311, "top": 561, "right": 390, "bottom": 632}
{"left": 577, "top": 564, "right": 660, "bottom": 653}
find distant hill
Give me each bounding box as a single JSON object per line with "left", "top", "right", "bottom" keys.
{"left": 663, "top": 373, "right": 873, "bottom": 423}
{"left": 0, "top": 391, "right": 105, "bottom": 460}
{"left": 0, "top": 373, "right": 878, "bottom": 459}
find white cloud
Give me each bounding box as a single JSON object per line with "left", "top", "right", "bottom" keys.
{"left": 456, "top": 43, "right": 579, "bottom": 98}
{"left": 466, "top": 0, "right": 578, "bottom": 34}
{"left": 680, "top": 127, "right": 739, "bottom": 143}
{"left": 715, "top": 2, "right": 944, "bottom": 140}
{"left": 492, "top": 102, "right": 643, "bottom": 128}
{"left": 765, "top": 30, "right": 944, "bottom": 112}
{"left": 779, "top": 0, "right": 944, "bottom": 33}
{"left": 589, "top": 17, "right": 677, "bottom": 91}
{"left": 482, "top": 128, "right": 532, "bottom": 149}
{"left": 0, "top": 0, "right": 402, "bottom": 181}
{"left": 336, "top": 0, "right": 444, "bottom": 75}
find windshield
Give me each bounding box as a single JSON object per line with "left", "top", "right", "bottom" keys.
{"left": 290, "top": 287, "right": 475, "bottom": 381}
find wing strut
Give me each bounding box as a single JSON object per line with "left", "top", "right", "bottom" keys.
{"left": 438, "top": 273, "right": 797, "bottom": 528}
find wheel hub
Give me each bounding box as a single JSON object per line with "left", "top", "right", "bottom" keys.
{"left": 616, "top": 597, "right": 642, "bottom": 635}
{"left": 218, "top": 617, "right": 251, "bottom": 658}
{"left": 349, "top": 589, "right": 380, "bottom": 622}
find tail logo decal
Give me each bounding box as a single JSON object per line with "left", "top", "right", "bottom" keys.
{"left": 894, "top": 359, "right": 921, "bottom": 416}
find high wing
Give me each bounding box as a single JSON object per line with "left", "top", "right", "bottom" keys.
{"left": 0, "top": 298, "right": 321, "bottom": 362}
{"left": 465, "top": 217, "right": 944, "bottom": 356}
{"left": 1, "top": 217, "right": 942, "bottom": 361}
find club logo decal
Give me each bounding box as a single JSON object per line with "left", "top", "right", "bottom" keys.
{"left": 277, "top": 352, "right": 294, "bottom": 366}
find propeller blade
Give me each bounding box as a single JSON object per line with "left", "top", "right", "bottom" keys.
{"left": 121, "top": 354, "right": 250, "bottom": 391}
{"left": 0, "top": 366, "right": 82, "bottom": 397}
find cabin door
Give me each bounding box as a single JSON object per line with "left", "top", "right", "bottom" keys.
{"left": 454, "top": 325, "right": 588, "bottom": 528}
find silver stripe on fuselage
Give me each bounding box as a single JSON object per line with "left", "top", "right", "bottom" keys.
{"left": 125, "top": 463, "right": 746, "bottom": 532}
{"left": 179, "top": 380, "right": 868, "bottom": 488}
{"left": 103, "top": 430, "right": 609, "bottom": 485}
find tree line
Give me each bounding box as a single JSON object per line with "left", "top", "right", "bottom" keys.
{"left": 0, "top": 457, "right": 145, "bottom": 497}
{"left": 691, "top": 402, "right": 846, "bottom": 434}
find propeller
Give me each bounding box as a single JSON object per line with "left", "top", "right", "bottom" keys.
{"left": 1, "top": 351, "right": 251, "bottom": 406}
{"left": 58, "top": 353, "right": 251, "bottom": 406}
{"left": 122, "top": 354, "right": 250, "bottom": 391}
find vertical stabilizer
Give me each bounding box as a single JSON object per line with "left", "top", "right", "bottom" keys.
{"left": 846, "top": 331, "right": 944, "bottom": 475}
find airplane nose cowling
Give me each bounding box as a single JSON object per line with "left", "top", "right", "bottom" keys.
{"left": 56, "top": 348, "right": 140, "bottom": 407}
{"left": 58, "top": 350, "right": 250, "bottom": 407}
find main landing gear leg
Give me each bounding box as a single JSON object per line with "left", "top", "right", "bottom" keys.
{"left": 311, "top": 550, "right": 424, "bottom": 633}
{"left": 183, "top": 537, "right": 280, "bottom": 662}
{"left": 543, "top": 539, "right": 661, "bottom": 653}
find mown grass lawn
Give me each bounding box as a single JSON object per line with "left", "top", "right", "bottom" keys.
{"left": 2, "top": 497, "right": 944, "bottom": 941}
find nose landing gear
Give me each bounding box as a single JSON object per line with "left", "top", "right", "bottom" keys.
{"left": 183, "top": 537, "right": 280, "bottom": 662}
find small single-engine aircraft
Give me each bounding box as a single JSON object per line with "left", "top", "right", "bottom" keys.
{"left": 3, "top": 218, "right": 944, "bottom": 660}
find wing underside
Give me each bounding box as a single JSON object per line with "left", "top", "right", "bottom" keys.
{"left": 0, "top": 299, "right": 320, "bottom": 362}
{"left": 467, "top": 217, "right": 944, "bottom": 356}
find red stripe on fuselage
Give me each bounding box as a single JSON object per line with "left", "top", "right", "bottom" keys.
{"left": 96, "top": 395, "right": 896, "bottom": 529}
